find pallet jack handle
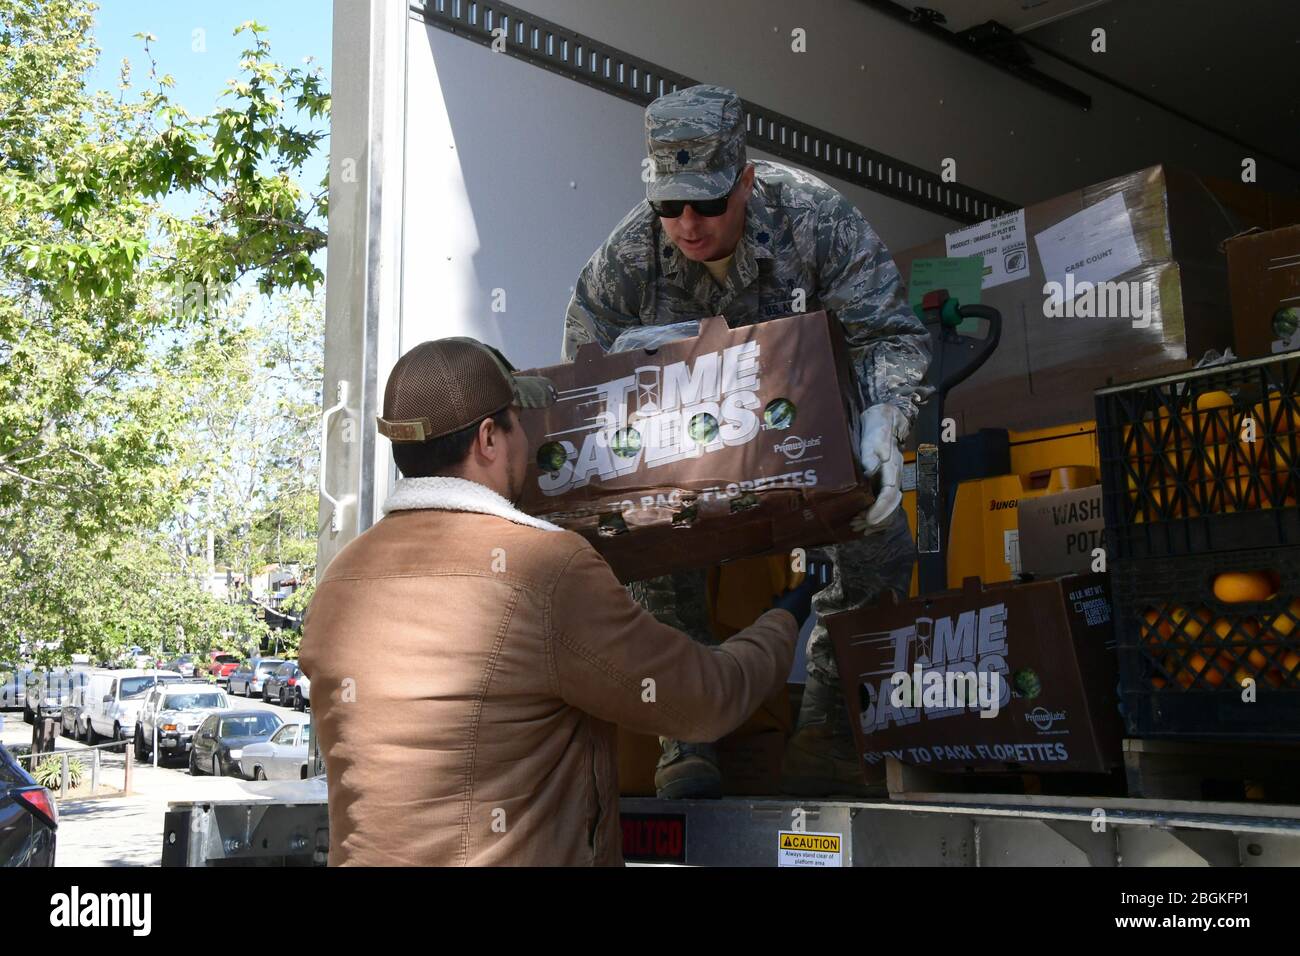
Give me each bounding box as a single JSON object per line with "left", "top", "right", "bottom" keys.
{"left": 913, "top": 290, "right": 1003, "bottom": 594}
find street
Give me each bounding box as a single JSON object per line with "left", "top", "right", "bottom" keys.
{"left": 2, "top": 693, "right": 308, "bottom": 866}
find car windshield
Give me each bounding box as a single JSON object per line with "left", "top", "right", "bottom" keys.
{"left": 164, "top": 694, "right": 225, "bottom": 710}
{"left": 119, "top": 676, "right": 178, "bottom": 697}
{"left": 255, "top": 661, "right": 283, "bottom": 674}
{"left": 121, "top": 676, "right": 162, "bottom": 698}
{"left": 220, "top": 714, "right": 280, "bottom": 737}
{"left": 215, "top": 655, "right": 239, "bottom": 664}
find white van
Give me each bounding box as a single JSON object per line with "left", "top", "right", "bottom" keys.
{"left": 83, "top": 669, "right": 182, "bottom": 743}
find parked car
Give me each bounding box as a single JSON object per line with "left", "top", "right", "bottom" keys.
{"left": 0, "top": 742, "right": 56, "bottom": 866}
{"left": 30, "top": 669, "right": 89, "bottom": 726}
{"left": 135, "top": 683, "right": 231, "bottom": 763}
{"left": 227, "top": 658, "right": 285, "bottom": 698}
{"left": 205, "top": 652, "right": 241, "bottom": 683}
{"left": 0, "top": 669, "right": 34, "bottom": 720}
{"left": 239, "top": 718, "right": 311, "bottom": 780}
{"left": 83, "top": 669, "right": 182, "bottom": 744}
{"left": 62, "top": 674, "right": 98, "bottom": 742}
{"left": 162, "top": 655, "right": 198, "bottom": 678}
{"left": 58, "top": 669, "right": 97, "bottom": 739}
{"left": 2, "top": 669, "right": 88, "bottom": 726}
{"left": 263, "top": 661, "right": 302, "bottom": 706}
{"left": 59, "top": 697, "right": 83, "bottom": 740}
{"left": 188, "top": 710, "right": 284, "bottom": 777}
{"left": 294, "top": 670, "right": 310, "bottom": 712}
{"left": 19, "top": 671, "right": 89, "bottom": 728}
{"left": 116, "top": 646, "right": 158, "bottom": 669}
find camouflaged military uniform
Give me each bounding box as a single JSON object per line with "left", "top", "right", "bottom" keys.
{"left": 562, "top": 86, "right": 928, "bottom": 700}
{"left": 561, "top": 156, "right": 931, "bottom": 429}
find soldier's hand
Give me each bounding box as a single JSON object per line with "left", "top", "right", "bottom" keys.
{"left": 857, "top": 404, "right": 908, "bottom": 527}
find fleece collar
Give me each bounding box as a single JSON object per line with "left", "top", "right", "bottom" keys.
{"left": 382, "top": 476, "right": 564, "bottom": 532}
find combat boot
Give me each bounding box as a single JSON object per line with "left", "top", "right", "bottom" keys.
{"left": 654, "top": 738, "right": 723, "bottom": 800}
{"left": 781, "top": 673, "right": 879, "bottom": 798}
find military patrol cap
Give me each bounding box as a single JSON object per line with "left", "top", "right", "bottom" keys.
{"left": 645, "top": 84, "right": 747, "bottom": 202}
{"left": 377, "top": 338, "right": 556, "bottom": 444}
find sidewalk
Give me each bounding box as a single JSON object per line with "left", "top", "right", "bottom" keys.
{"left": 3, "top": 712, "right": 288, "bottom": 866}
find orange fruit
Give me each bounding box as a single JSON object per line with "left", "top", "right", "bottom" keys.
{"left": 1229, "top": 445, "right": 1266, "bottom": 510}
{"left": 1141, "top": 606, "right": 1173, "bottom": 649}
{"left": 1171, "top": 605, "right": 1211, "bottom": 645}
{"left": 1264, "top": 599, "right": 1300, "bottom": 640}
{"left": 1186, "top": 651, "right": 1234, "bottom": 688}
{"left": 1195, "top": 391, "right": 1234, "bottom": 444}
{"left": 1282, "top": 651, "right": 1300, "bottom": 681}
{"left": 1213, "top": 571, "right": 1276, "bottom": 603}
{"left": 1150, "top": 675, "right": 1168, "bottom": 690}
{"left": 1254, "top": 395, "right": 1298, "bottom": 438}
{"left": 1247, "top": 618, "right": 1279, "bottom": 665}
{"left": 1212, "top": 616, "right": 1259, "bottom": 648}
{"left": 1147, "top": 480, "right": 1186, "bottom": 519}
{"left": 1161, "top": 652, "right": 1193, "bottom": 690}
{"left": 1197, "top": 390, "right": 1233, "bottom": 412}
{"left": 1270, "top": 446, "right": 1295, "bottom": 505}
{"left": 1187, "top": 443, "right": 1229, "bottom": 513}
{"left": 1248, "top": 646, "right": 1275, "bottom": 672}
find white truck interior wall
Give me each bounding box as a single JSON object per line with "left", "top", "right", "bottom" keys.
{"left": 399, "top": 0, "right": 1294, "bottom": 379}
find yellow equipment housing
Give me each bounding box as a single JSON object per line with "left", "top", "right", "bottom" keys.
{"left": 901, "top": 421, "right": 1100, "bottom": 595}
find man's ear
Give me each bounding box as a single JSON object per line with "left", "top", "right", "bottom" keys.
{"left": 477, "top": 416, "right": 499, "bottom": 460}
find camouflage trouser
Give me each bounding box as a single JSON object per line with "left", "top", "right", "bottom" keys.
{"left": 806, "top": 506, "right": 915, "bottom": 685}
{"left": 628, "top": 506, "right": 916, "bottom": 679}
{"left": 627, "top": 570, "right": 716, "bottom": 646}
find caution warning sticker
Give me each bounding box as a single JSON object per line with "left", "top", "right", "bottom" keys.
{"left": 777, "top": 830, "right": 843, "bottom": 868}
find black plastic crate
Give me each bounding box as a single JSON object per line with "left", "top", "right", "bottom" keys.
{"left": 1096, "top": 352, "right": 1300, "bottom": 560}
{"left": 1113, "top": 545, "right": 1300, "bottom": 740}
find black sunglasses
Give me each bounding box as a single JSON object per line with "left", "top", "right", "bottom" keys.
{"left": 649, "top": 171, "right": 742, "bottom": 219}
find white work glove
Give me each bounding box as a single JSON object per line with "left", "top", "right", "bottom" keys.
{"left": 850, "top": 403, "right": 909, "bottom": 532}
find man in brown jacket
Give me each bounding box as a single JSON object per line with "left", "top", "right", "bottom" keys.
{"left": 299, "top": 337, "right": 799, "bottom": 866}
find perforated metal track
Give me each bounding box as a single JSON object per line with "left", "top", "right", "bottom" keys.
{"left": 412, "top": 0, "right": 1015, "bottom": 224}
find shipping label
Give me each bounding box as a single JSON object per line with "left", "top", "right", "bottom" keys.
{"left": 944, "top": 209, "right": 1030, "bottom": 290}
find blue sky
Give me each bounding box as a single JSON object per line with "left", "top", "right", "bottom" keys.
{"left": 88, "top": 0, "right": 333, "bottom": 116}
{"left": 86, "top": 1, "right": 334, "bottom": 304}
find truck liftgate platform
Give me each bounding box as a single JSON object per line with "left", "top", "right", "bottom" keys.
{"left": 161, "top": 782, "right": 1300, "bottom": 867}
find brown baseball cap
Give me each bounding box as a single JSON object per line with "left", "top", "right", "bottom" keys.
{"left": 376, "top": 338, "right": 556, "bottom": 444}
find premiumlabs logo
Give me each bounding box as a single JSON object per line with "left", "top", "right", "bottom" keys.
{"left": 773, "top": 435, "right": 820, "bottom": 461}
{"left": 1025, "top": 707, "right": 1068, "bottom": 732}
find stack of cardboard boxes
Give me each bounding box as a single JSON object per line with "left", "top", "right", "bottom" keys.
{"left": 830, "top": 164, "right": 1298, "bottom": 788}
{"left": 516, "top": 162, "right": 1298, "bottom": 796}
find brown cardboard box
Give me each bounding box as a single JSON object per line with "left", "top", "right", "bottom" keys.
{"left": 827, "top": 574, "right": 1122, "bottom": 774}
{"left": 893, "top": 165, "right": 1239, "bottom": 433}
{"left": 1203, "top": 175, "right": 1300, "bottom": 234}
{"left": 1016, "top": 485, "right": 1105, "bottom": 579}
{"left": 1226, "top": 225, "right": 1300, "bottom": 358}
{"left": 516, "top": 312, "right": 871, "bottom": 582}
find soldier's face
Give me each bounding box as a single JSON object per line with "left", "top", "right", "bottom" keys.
{"left": 661, "top": 164, "right": 754, "bottom": 263}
